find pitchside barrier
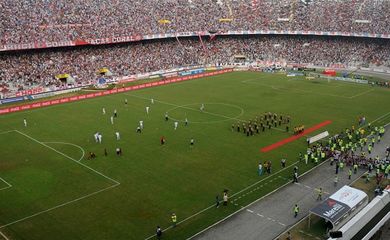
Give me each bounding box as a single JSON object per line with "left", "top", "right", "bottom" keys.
{"left": 0, "top": 69, "right": 233, "bottom": 115}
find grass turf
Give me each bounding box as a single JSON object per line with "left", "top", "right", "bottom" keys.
{"left": 0, "top": 71, "right": 389, "bottom": 240}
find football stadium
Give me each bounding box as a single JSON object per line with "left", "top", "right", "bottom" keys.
{"left": 0, "top": 1, "right": 390, "bottom": 240}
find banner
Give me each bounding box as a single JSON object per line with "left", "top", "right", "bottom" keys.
{"left": 1, "top": 31, "right": 390, "bottom": 52}
{"left": 15, "top": 87, "right": 45, "bottom": 97}
{"left": 308, "top": 131, "right": 329, "bottom": 144}
{"left": 0, "top": 69, "right": 233, "bottom": 115}
{"left": 310, "top": 186, "right": 367, "bottom": 225}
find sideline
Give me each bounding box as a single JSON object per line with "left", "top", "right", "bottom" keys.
{"left": 0, "top": 130, "right": 120, "bottom": 229}
{"left": 144, "top": 161, "right": 300, "bottom": 240}
{"left": 187, "top": 159, "right": 332, "bottom": 240}
{"left": 273, "top": 169, "right": 368, "bottom": 240}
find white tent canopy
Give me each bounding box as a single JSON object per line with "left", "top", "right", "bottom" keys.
{"left": 310, "top": 186, "right": 368, "bottom": 229}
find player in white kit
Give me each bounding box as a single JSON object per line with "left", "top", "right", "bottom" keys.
{"left": 94, "top": 132, "right": 99, "bottom": 142}
{"left": 174, "top": 121, "right": 178, "bottom": 130}
{"left": 110, "top": 116, "right": 114, "bottom": 125}
{"left": 139, "top": 120, "right": 144, "bottom": 129}
{"left": 102, "top": 107, "right": 106, "bottom": 114}
{"left": 23, "top": 118, "right": 27, "bottom": 127}
{"left": 115, "top": 132, "right": 120, "bottom": 140}
{"left": 146, "top": 106, "right": 150, "bottom": 114}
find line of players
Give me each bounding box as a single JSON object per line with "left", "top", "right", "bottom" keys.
{"left": 232, "top": 112, "right": 291, "bottom": 136}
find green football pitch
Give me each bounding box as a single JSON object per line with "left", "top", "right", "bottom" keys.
{"left": 0, "top": 71, "right": 389, "bottom": 240}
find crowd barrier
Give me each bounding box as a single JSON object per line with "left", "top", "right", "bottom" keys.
{"left": 0, "top": 69, "right": 233, "bottom": 115}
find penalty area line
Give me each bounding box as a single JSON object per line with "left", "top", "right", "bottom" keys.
{"left": 0, "top": 131, "right": 121, "bottom": 229}
{"left": 42, "top": 141, "right": 85, "bottom": 162}
{"left": 0, "top": 177, "right": 12, "bottom": 191}
{"left": 15, "top": 130, "right": 119, "bottom": 185}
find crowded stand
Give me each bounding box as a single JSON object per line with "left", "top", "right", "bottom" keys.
{"left": 1, "top": 0, "right": 390, "bottom": 46}
{"left": 1, "top": 35, "right": 389, "bottom": 97}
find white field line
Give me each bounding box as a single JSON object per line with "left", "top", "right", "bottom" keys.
{"left": 125, "top": 93, "right": 287, "bottom": 132}
{"left": 242, "top": 79, "right": 348, "bottom": 98}
{"left": 0, "top": 131, "right": 120, "bottom": 229}
{"left": 144, "top": 161, "right": 300, "bottom": 240}
{"left": 187, "top": 158, "right": 331, "bottom": 240}
{"left": 15, "top": 130, "right": 119, "bottom": 185}
{"left": 293, "top": 182, "right": 331, "bottom": 195}
{"left": 369, "top": 111, "right": 390, "bottom": 126}
{"left": 242, "top": 78, "right": 375, "bottom": 99}
{"left": 273, "top": 169, "right": 368, "bottom": 240}
{"left": 0, "top": 177, "right": 12, "bottom": 191}
{"left": 0, "top": 130, "right": 15, "bottom": 191}
{"left": 0, "top": 231, "right": 10, "bottom": 240}
{"left": 165, "top": 102, "right": 245, "bottom": 124}
{"left": 0, "top": 183, "right": 119, "bottom": 229}
{"left": 0, "top": 130, "right": 15, "bottom": 135}
{"left": 42, "top": 141, "right": 85, "bottom": 162}
{"left": 246, "top": 208, "right": 286, "bottom": 227}
{"left": 125, "top": 93, "right": 245, "bottom": 122}
{"left": 347, "top": 88, "right": 375, "bottom": 99}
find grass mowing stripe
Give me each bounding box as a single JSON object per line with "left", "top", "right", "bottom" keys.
{"left": 0, "top": 184, "right": 119, "bottom": 229}
{"left": 0, "top": 131, "right": 121, "bottom": 229}
{"left": 144, "top": 160, "right": 300, "bottom": 240}
{"left": 0, "top": 71, "right": 388, "bottom": 239}
{"left": 15, "top": 130, "right": 120, "bottom": 185}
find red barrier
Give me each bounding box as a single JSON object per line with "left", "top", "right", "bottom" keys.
{"left": 0, "top": 69, "right": 233, "bottom": 115}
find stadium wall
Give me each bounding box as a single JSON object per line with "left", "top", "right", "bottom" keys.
{"left": 0, "top": 69, "right": 233, "bottom": 115}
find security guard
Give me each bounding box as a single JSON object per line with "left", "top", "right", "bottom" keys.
{"left": 317, "top": 188, "right": 323, "bottom": 201}
{"left": 294, "top": 204, "right": 299, "bottom": 218}
{"left": 171, "top": 213, "right": 177, "bottom": 227}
